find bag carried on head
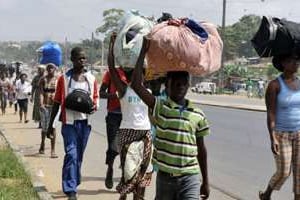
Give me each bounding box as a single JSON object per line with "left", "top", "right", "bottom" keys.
{"left": 114, "top": 10, "right": 154, "bottom": 68}
{"left": 146, "top": 19, "right": 223, "bottom": 76}
{"left": 251, "top": 16, "right": 300, "bottom": 57}
{"left": 38, "top": 41, "right": 62, "bottom": 67}
{"left": 65, "top": 76, "right": 94, "bottom": 114}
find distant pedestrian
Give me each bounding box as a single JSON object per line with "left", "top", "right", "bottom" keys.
{"left": 246, "top": 78, "right": 253, "bottom": 98}
{"left": 0, "top": 73, "right": 11, "bottom": 115}
{"left": 8, "top": 72, "right": 18, "bottom": 114}
{"left": 38, "top": 63, "right": 58, "bottom": 158}
{"left": 131, "top": 38, "right": 210, "bottom": 200}
{"left": 258, "top": 78, "right": 265, "bottom": 99}
{"left": 259, "top": 54, "right": 300, "bottom": 200}
{"left": 99, "top": 67, "right": 128, "bottom": 189}
{"left": 108, "top": 33, "right": 152, "bottom": 200}
{"left": 47, "top": 47, "right": 99, "bottom": 200}
{"left": 31, "top": 65, "right": 45, "bottom": 128}
{"left": 15, "top": 73, "right": 31, "bottom": 123}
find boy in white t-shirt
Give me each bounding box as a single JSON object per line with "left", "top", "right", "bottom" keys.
{"left": 15, "top": 73, "right": 31, "bottom": 123}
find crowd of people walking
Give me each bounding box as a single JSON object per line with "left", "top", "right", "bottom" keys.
{"left": 3, "top": 11, "right": 300, "bottom": 200}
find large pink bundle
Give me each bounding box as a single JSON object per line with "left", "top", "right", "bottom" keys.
{"left": 146, "top": 20, "right": 223, "bottom": 76}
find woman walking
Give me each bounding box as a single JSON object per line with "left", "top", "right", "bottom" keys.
{"left": 31, "top": 65, "right": 45, "bottom": 127}
{"left": 108, "top": 33, "right": 152, "bottom": 200}
{"left": 260, "top": 53, "right": 300, "bottom": 200}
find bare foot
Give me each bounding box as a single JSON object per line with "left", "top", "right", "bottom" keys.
{"left": 39, "top": 149, "right": 45, "bottom": 154}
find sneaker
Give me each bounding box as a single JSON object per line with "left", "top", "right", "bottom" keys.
{"left": 105, "top": 167, "right": 113, "bottom": 189}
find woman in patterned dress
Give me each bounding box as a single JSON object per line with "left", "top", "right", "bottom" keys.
{"left": 31, "top": 65, "right": 45, "bottom": 127}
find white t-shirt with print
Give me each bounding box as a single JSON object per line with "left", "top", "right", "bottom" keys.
{"left": 119, "top": 86, "right": 151, "bottom": 130}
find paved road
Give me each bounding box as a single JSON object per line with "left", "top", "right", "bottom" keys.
{"left": 200, "top": 105, "right": 292, "bottom": 200}
{"left": 90, "top": 97, "right": 293, "bottom": 200}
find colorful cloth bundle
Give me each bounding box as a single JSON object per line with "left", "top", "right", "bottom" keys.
{"left": 146, "top": 19, "right": 223, "bottom": 77}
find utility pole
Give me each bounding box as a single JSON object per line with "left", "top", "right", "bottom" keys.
{"left": 64, "top": 37, "right": 68, "bottom": 68}
{"left": 91, "top": 32, "right": 94, "bottom": 72}
{"left": 219, "top": 0, "right": 227, "bottom": 89}
{"left": 101, "top": 39, "right": 104, "bottom": 67}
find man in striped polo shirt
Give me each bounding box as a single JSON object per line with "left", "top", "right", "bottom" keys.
{"left": 131, "top": 39, "right": 210, "bottom": 200}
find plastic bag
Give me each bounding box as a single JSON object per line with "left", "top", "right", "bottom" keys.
{"left": 146, "top": 19, "right": 223, "bottom": 76}
{"left": 114, "top": 10, "right": 154, "bottom": 68}
{"left": 38, "top": 41, "right": 62, "bottom": 67}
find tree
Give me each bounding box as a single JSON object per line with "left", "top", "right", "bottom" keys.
{"left": 79, "top": 38, "right": 102, "bottom": 65}
{"left": 95, "top": 8, "right": 125, "bottom": 65}
{"left": 222, "top": 15, "right": 261, "bottom": 61}
{"left": 266, "top": 63, "right": 280, "bottom": 79}
{"left": 96, "top": 8, "right": 125, "bottom": 43}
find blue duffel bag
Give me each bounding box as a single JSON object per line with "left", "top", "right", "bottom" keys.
{"left": 38, "top": 41, "right": 62, "bottom": 67}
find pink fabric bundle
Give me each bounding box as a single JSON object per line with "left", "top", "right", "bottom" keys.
{"left": 146, "top": 20, "right": 223, "bottom": 77}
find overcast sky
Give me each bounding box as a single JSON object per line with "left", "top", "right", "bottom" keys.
{"left": 1, "top": 0, "right": 300, "bottom": 42}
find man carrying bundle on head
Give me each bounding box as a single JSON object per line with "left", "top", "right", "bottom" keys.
{"left": 131, "top": 38, "right": 211, "bottom": 200}
{"left": 130, "top": 14, "right": 223, "bottom": 199}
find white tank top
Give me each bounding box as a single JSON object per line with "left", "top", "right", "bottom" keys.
{"left": 119, "top": 86, "right": 151, "bottom": 130}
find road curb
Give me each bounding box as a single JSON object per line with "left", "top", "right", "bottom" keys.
{"left": 190, "top": 98, "right": 266, "bottom": 112}
{"left": 0, "top": 126, "right": 53, "bottom": 200}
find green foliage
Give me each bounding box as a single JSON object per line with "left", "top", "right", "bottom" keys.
{"left": 95, "top": 8, "right": 125, "bottom": 65}
{"left": 266, "top": 63, "right": 280, "bottom": 79}
{"left": 0, "top": 149, "right": 26, "bottom": 178}
{"left": 0, "top": 148, "right": 38, "bottom": 200}
{"left": 223, "top": 64, "right": 248, "bottom": 78}
{"left": 0, "top": 41, "right": 43, "bottom": 64}
{"left": 96, "top": 8, "right": 125, "bottom": 42}
{"left": 222, "top": 15, "right": 261, "bottom": 60}
{"left": 77, "top": 38, "right": 103, "bottom": 65}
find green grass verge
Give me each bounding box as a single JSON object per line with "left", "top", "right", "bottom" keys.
{"left": 0, "top": 147, "right": 39, "bottom": 200}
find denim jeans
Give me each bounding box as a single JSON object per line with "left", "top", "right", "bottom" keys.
{"left": 155, "top": 171, "right": 200, "bottom": 200}
{"left": 61, "top": 120, "right": 91, "bottom": 194}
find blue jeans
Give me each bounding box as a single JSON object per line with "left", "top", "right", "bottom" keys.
{"left": 155, "top": 171, "right": 200, "bottom": 200}
{"left": 61, "top": 120, "right": 91, "bottom": 194}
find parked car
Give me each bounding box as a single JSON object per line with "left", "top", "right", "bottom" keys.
{"left": 191, "top": 82, "right": 216, "bottom": 94}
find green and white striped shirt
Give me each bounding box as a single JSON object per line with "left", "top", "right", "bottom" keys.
{"left": 152, "top": 97, "right": 210, "bottom": 174}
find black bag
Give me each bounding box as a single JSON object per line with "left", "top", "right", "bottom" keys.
{"left": 65, "top": 76, "right": 94, "bottom": 114}
{"left": 251, "top": 16, "right": 300, "bottom": 57}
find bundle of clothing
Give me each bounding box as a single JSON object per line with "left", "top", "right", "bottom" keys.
{"left": 146, "top": 18, "right": 223, "bottom": 78}
{"left": 114, "top": 11, "right": 223, "bottom": 78}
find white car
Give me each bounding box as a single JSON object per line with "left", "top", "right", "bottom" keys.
{"left": 192, "top": 82, "right": 216, "bottom": 94}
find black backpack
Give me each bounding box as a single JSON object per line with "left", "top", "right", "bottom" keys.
{"left": 251, "top": 16, "right": 300, "bottom": 57}
{"left": 65, "top": 76, "right": 94, "bottom": 114}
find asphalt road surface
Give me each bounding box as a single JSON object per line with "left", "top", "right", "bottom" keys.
{"left": 90, "top": 100, "right": 293, "bottom": 200}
